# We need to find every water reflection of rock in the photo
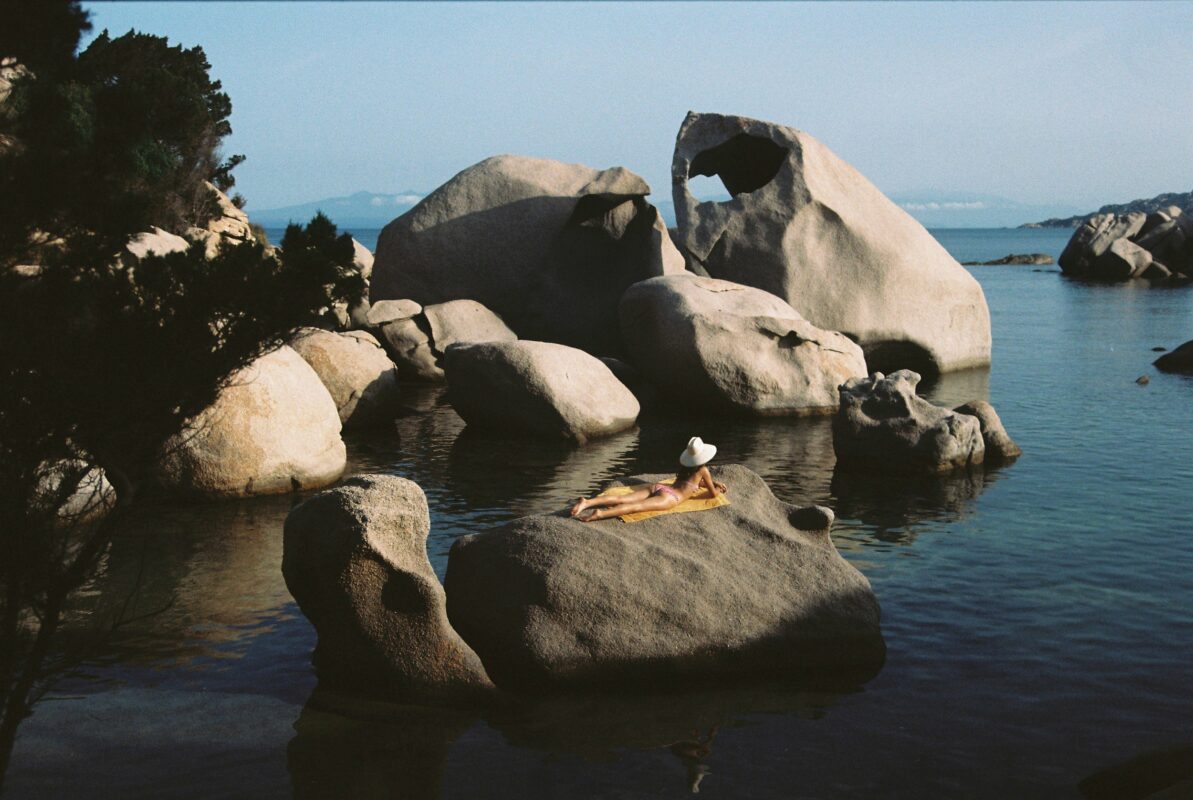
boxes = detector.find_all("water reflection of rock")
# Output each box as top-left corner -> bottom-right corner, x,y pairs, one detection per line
830,465 -> 1006,543
446,426 -> 641,518
60,493 -> 301,667
920,366 -> 991,409
288,689 -> 475,800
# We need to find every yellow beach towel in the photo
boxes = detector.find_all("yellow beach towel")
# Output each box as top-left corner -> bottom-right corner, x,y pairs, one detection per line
596,479 -> 730,523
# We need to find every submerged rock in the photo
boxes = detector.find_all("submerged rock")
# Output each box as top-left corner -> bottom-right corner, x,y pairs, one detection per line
834,370 -> 985,473
671,111 -> 991,375
445,340 -> 639,444
283,475 -> 495,703
155,346 -> 346,499
289,328 -> 401,429
620,275 -> 866,415
371,155 -> 684,354
1154,339 -> 1193,374
445,464 -> 884,690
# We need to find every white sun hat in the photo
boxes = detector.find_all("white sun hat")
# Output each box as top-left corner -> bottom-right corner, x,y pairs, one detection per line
679,436 -> 717,468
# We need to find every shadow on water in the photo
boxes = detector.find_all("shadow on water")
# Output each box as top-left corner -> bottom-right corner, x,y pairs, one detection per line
287,672 -> 876,800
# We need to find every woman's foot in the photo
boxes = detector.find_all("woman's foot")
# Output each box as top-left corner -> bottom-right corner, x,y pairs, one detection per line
570,497 -> 588,517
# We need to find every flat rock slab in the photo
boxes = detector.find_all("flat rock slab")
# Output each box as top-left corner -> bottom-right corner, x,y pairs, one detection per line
445,464 -> 884,690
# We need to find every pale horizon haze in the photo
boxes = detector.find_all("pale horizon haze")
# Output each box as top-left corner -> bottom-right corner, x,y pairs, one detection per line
83,1 -> 1193,217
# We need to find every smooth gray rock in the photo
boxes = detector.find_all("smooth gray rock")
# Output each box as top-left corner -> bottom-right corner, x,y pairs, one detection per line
282,475 -> 495,703
367,298 -> 422,327
620,275 -> 866,416
445,340 -> 639,444
671,111 -> 991,375
155,347 -> 346,499
289,328 -> 401,429
1154,339 -> 1193,374
378,299 -> 516,382
1092,237 -> 1153,281
445,463 -> 884,689
371,155 -> 684,355
954,400 -> 1021,462
1058,212 -> 1147,278
834,370 -> 985,473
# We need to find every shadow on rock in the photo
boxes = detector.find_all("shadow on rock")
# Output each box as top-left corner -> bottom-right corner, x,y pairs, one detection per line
288,688 -> 478,800
1078,743 -> 1193,800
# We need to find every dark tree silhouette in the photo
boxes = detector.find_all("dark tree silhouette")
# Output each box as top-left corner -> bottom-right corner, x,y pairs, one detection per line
0,1 -> 363,784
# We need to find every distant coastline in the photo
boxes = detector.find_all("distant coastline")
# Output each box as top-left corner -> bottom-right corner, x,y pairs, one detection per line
1021,189 -> 1193,229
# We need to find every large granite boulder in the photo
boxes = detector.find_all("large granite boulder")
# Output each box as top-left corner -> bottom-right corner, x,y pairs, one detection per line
377,299 -> 517,382
444,340 -> 639,444
154,346 -> 346,499
620,275 -> 866,415
371,155 -> 685,355
185,183 -> 257,258
445,464 -> 884,690
671,112 -> 991,375
1154,339 -> 1193,374
289,328 -> 401,428
834,370 -> 985,473
283,475 -> 495,703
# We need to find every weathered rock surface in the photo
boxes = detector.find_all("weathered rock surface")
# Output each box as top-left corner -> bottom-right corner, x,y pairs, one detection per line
1154,339 -> 1193,374
445,340 -> 639,444
371,155 -> 685,354
1058,209 -> 1193,281
671,111 -> 991,375
186,183 -> 256,258
289,328 -> 401,428
834,370 -> 985,473
954,400 -> 1021,462
367,298 -> 422,327
378,299 -> 517,382
620,275 -> 866,415
124,227 -> 190,262
283,475 -> 494,703
155,346 -> 346,498
445,464 -> 884,689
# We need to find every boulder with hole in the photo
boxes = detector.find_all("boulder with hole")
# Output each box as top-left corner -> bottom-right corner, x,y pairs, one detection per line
671,111 -> 991,375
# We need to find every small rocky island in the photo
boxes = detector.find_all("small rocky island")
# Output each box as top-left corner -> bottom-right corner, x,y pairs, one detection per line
961,253 -> 1053,266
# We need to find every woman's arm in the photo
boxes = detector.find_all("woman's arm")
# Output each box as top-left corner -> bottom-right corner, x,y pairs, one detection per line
700,466 -> 720,498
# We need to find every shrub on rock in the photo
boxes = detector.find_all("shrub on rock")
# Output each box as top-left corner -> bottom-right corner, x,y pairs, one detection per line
670,111 -> 991,375
282,475 -> 495,703
620,275 -> 866,415
445,464 -> 885,690
444,340 -> 639,444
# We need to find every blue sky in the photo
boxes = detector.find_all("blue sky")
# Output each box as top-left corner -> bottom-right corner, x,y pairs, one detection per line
84,2 -> 1193,212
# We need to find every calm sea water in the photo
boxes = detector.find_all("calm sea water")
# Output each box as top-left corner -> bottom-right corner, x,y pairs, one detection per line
7,228 -> 1193,799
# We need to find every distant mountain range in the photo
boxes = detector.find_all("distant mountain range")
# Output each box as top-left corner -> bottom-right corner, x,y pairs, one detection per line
247,191 -> 425,228
248,188 -> 1092,231
1020,190 -> 1193,229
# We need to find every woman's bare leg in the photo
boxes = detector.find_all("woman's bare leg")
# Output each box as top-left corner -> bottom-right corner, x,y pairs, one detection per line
572,488 -> 652,516
582,494 -> 677,521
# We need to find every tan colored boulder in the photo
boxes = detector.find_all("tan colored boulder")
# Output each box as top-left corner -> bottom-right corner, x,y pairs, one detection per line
372,155 -> 685,354
351,238 -> 374,281
445,464 -> 884,689
367,298 -> 422,327
1058,212 -> 1147,278
283,475 -> 495,703
1092,238 -> 1153,281
834,370 -> 985,473
155,346 -> 346,499
444,340 -> 639,444
289,328 -> 401,428
620,275 -> 866,415
378,299 -> 516,382
671,111 -> 991,375
124,227 -> 190,263
185,183 -> 255,258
